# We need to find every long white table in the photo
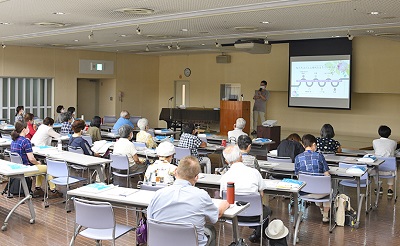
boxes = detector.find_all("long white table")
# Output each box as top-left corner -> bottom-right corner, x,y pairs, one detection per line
0,160 -> 38,231
32,147 -> 111,182
67,185 -> 249,243
196,173 -> 305,245
324,154 -> 384,209
259,160 -> 369,229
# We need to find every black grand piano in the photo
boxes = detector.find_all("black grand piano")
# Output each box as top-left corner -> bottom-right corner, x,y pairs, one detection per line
159,107 -> 220,130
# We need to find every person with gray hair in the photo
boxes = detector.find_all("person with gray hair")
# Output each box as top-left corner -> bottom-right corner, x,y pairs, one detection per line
220,145 -> 271,243
147,156 -> 229,246
112,124 -> 147,174
227,117 -> 248,144
112,110 -> 135,131
136,118 -> 157,149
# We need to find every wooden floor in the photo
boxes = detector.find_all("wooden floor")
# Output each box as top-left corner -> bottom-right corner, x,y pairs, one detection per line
0,174 -> 399,246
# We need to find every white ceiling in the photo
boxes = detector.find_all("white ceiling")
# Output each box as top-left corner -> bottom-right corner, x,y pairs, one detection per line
0,0 -> 399,55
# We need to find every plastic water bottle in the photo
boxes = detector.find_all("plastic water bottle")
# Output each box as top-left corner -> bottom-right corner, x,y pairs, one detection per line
57,139 -> 62,151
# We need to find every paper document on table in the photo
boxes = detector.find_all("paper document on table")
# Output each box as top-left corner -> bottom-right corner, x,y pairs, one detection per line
92,140 -> 114,154
79,183 -> 116,194
264,179 -> 281,189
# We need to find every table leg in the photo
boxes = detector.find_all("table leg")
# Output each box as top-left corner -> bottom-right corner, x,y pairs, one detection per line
2,175 -> 35,231
93,165 -> 105,183
354,177 -> 363,229
293,193 -> 301,245
374,166 -> 380,209
231,216 -> 239,243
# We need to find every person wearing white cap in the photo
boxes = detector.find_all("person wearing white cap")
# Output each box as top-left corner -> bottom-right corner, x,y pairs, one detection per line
144,141 -> 177,184
265,219 -> 289,246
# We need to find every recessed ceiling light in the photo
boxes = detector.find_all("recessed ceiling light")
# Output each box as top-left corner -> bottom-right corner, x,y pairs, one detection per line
201,43 -> 205,46
114,8 -> 155,14
52,12 -> 66,15
369,11 -> 380,15
332,35 -> 341,38
260,21 -> 270,24
74,39 -> 79,42
34,22 -> 67,27
366,30 -> 375,33
234,26 -> 258,31
119,34 -> 131,37
146,34 -> 172,39
181,29 -> 188,32
0,22 -> 11,25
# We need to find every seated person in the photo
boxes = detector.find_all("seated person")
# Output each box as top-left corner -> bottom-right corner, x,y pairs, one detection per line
237,135 -> 260,171
24,113 -> 37,140
112,110 -> 135,131
295,134 -> 330,222
227,117 -> 248,144
144,141 -> 177,184
14,106 -> 24,123
147,156 -> 229,246
55,105 -> 65,123
277,133 -> 305,161
31,117 -> 61,146
67,106 -> 76,122
10,121 -> 61,198
86,116 -> 102,142
68,120 -> 99,156
113,124 -> 147,174
220,145 -> 271,243
60,112 -> 73,135
178,123 -> 211,174
372,125 -> 397,196
316,123 -> 342,153
136,118 -> 157,149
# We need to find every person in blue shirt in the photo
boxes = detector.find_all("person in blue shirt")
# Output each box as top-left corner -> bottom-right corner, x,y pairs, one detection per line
112,110 -> 135,131
295,134 -> 330,222
69,120 -> 99,157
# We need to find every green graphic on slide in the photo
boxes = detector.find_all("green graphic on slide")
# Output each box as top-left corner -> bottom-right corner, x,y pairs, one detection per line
325,61 -> 350,77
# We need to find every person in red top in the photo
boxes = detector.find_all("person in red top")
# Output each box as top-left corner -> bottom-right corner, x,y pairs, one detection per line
24,113 -> 37,140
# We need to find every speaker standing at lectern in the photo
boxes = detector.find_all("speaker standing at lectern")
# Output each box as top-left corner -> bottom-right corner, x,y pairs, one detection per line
252,80 -> 270,135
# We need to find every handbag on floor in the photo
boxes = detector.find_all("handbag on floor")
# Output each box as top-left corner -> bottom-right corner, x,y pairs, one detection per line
136,214 -> 147,246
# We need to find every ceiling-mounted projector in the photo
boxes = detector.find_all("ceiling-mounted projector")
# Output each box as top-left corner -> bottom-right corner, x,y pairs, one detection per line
233,38 -> 271,54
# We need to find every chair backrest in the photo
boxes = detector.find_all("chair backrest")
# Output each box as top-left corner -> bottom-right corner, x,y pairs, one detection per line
338,163 -> 368,181
175,147 -> 191,161
298,173 -> 331,194
378,157 -> 396,172
222,191 -> 263,218
147,218 -> 198,246
133,141 -> 147,150
46,158 -> 69,177
74,198 -> 115,229
130,116 -> 141,126
267,156 -> 293,163
68,146 -> 84,154
103,116 -> 117,124
10,152 -> 23,164
82,135 -> 93,146
109,153 -> 130,171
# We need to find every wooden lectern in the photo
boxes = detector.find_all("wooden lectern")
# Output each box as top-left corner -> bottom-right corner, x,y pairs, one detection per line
219,101 -> 250,136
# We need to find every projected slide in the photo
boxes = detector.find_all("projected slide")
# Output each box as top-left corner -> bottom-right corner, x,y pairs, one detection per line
291,59 -> 349,98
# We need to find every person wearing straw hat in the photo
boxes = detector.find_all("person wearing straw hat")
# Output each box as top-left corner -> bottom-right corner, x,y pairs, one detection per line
144,141 -> 177,184
265,219 -> 289,246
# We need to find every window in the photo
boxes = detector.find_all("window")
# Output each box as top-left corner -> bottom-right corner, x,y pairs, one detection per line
0,77 -> 53,123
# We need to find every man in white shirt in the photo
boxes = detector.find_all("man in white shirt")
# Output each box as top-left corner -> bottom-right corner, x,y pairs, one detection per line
227,118 -> 248,144
113,125 -> 147,174
219,145 -> 271,243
